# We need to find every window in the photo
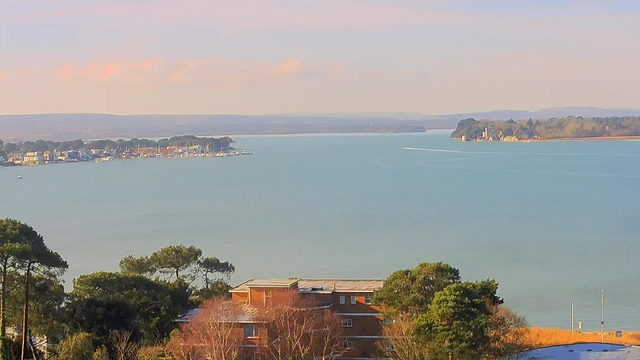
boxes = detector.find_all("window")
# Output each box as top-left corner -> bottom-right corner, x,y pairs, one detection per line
341,341 -> 353,349
339,296 -> 345,304
244,348 -> 256,360
350,296 -> 357,305
341,318 -> 353,328
364,296 -> 372,305
244,325 -> 258,338
264,290 -> 272,306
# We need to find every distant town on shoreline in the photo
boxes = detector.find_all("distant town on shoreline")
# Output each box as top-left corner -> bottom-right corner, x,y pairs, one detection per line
0,135 -> 251,167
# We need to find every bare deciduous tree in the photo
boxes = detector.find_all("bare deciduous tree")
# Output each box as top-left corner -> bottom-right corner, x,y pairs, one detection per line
483,306 -> 529,360
377,313 -> 429,360
110,330 -> 139,360
259,293 -> 346,360
167,298 -> 244,360
166,332 -> 199,360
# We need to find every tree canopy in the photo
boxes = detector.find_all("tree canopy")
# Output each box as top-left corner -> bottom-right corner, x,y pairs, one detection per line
373,262 -> 460,315
72,271 -> 193,342
198,257 -> 235,286
148,245 -> 202,280
375,262 -> 523,360
2,135 -> 235,154
415,282 -> 494,360
119,256 -> 156,277
0,218 -> 67,360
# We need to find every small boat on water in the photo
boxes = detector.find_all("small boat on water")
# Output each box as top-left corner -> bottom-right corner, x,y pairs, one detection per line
17,175 -> 23,179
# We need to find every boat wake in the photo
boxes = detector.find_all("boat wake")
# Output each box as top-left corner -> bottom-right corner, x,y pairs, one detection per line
373,158 -> 394,170
404,147 -> 640,157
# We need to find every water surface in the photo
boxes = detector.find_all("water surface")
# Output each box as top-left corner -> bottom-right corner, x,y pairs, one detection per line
1,132 -> 639,331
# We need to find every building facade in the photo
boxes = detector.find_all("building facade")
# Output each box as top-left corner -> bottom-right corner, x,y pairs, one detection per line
179,278 -> 385,360
22,151 -> 44,165
229,278 -> 384,360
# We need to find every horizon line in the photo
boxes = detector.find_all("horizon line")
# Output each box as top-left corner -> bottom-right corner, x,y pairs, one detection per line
2,106 -> 640,117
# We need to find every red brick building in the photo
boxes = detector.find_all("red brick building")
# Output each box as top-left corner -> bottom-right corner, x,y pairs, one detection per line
180,278 -> 385,360
230,278 -> 384,360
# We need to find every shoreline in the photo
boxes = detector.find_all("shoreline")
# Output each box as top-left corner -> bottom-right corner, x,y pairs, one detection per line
1,150 -> 252,168
528,135 -> 640,142
454,135 -> 640,142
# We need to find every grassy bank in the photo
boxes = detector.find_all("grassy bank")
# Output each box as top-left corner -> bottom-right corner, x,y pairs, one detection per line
525,327 -> 640,347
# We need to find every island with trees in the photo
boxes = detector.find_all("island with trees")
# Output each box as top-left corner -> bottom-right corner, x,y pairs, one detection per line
450,116 -> 640,141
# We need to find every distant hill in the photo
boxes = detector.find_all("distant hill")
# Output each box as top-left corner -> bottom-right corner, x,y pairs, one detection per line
1,107 -> 638,141
428,107 -> 640,121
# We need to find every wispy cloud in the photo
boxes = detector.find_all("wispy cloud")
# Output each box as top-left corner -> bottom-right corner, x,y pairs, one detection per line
83,63 -> 99,76
2,1 -> 639,114
273,58 -> 303,74
56,63 -> 74,78
330,63 -> 346,74
98,62 -> 124,81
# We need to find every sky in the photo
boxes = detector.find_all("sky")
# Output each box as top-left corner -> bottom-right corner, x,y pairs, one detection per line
1,0 -> 639,115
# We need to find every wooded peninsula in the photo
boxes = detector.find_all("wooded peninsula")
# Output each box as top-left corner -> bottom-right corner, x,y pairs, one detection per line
451,116 -> 640,141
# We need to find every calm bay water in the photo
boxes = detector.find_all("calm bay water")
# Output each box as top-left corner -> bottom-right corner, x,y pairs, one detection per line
1,131 -> 639,330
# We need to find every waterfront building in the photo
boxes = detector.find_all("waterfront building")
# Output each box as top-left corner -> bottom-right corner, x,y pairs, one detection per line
65,150 -> 81,160
23,151 -> 43,165
43,151 -> 55,162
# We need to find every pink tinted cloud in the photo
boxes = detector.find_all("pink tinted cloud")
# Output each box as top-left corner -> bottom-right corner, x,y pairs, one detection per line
131,58 -> 162,71
83,62 -> 99,76
57,63 -> 75,78
330,63 -> 346,74
169,59 -> 210,84
99,62 -> 124,80
273,58 -> 303,74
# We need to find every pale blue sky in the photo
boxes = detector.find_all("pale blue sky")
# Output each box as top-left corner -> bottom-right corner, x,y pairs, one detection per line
1,0 -> 639,114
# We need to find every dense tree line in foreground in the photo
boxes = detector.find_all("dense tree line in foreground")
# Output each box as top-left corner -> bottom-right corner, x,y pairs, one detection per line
1,219 -> 528,360
166,262 -> 529,360
373,262 -> 528,360
451,116 -> 640,140
0,219 -> 234,360
0,135 -> 235,156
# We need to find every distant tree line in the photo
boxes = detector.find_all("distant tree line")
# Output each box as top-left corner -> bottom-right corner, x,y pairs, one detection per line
451,116 -> 640,140
0,135 -> 235,155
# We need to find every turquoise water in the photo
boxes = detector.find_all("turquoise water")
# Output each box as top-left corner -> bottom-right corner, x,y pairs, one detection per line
1,131 -> 639,331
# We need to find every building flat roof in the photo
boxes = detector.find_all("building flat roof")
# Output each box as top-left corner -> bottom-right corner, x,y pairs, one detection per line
299,279 -> 384,292
231,278 -> 384,292
176,303 -> 260,323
